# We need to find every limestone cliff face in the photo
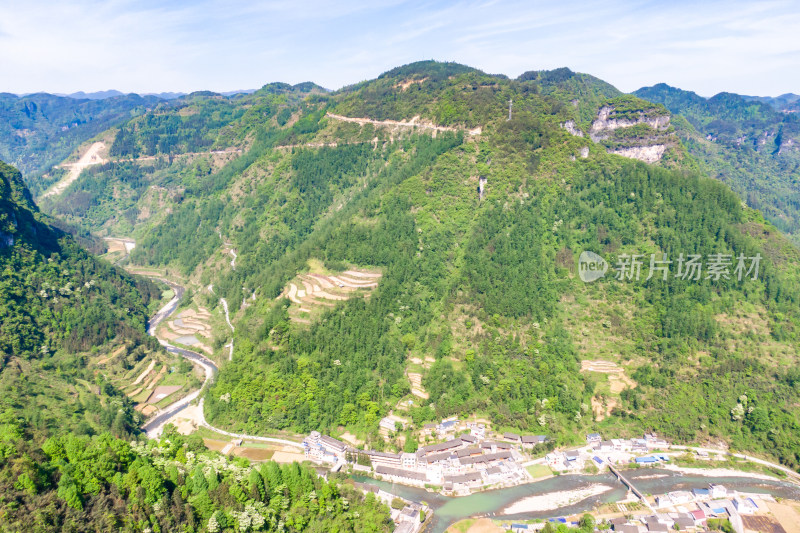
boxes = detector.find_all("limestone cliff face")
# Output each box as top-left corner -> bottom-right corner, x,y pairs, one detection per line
589,106 -> 671,142
561,120 -> 584,137
562,97 -> 677,164
609,145 -> 667,164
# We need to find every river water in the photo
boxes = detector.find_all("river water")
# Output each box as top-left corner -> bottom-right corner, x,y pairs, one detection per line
353,469 -> 800,533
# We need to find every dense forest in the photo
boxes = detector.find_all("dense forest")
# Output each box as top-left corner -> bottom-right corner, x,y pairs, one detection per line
0,92 -> 163,193
635,83 -> 800,244
7,60 -> 800,483
51,61 -> 791,470
0,160 -> 392,531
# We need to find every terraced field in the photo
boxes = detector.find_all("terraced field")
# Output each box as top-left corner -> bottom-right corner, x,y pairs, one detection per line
156,307 -> 214,355
280,265 -> 382,323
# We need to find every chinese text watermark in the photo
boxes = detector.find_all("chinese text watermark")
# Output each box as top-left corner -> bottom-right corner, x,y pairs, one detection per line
579,251 -> 761,283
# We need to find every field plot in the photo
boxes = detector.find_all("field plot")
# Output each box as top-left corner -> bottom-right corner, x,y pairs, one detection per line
157,307 -> 214,354
279,263 -> 382,323
580,359 -> 637,421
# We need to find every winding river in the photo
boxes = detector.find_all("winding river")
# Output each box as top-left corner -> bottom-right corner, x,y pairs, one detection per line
140,279 -> 218,437
355,470 -> 800,533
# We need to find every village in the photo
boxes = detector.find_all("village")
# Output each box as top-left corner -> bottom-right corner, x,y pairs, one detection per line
505,483 -> 775,533
301,421 -> 800,533
302,418 -> 547,494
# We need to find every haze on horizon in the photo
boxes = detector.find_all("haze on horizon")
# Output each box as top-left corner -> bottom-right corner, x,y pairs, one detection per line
1,0 -> 798,98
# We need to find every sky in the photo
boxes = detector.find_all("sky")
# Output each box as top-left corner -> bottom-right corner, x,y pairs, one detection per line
1,0 -> 799,97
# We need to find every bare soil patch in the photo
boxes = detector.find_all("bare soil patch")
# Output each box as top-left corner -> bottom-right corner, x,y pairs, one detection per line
767,501 -> 800,533
42,141 -> 107,198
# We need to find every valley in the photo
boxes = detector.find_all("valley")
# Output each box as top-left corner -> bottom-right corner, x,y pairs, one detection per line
2,58 -> 800,532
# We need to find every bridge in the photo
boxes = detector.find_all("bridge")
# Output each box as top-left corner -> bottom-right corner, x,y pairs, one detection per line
608,463 -> 654,511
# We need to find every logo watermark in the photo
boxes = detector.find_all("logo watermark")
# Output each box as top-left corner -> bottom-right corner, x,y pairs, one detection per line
577,251 -> 761,283
578,251 -> 608,282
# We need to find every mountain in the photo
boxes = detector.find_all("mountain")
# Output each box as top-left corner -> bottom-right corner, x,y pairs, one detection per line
634,83 -> 800,244
0,159 -> 392,531
31,61 -> 800,470
0,92 -> 164,192
63,90 -> 126,100
741,92 -> 800,113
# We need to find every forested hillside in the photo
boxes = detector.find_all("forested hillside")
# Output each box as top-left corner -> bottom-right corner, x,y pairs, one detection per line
38,84 -> 328,237
43,61 -> 794,470
0,160 -> 391,531
0,92 -> 162,191
635,83 -> 800,244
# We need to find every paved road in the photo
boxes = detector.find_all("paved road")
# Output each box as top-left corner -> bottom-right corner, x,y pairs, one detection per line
140,278 -> 303,450
667,444 -> 800,482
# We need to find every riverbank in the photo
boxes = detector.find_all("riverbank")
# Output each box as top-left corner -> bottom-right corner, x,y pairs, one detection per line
659,463 -> 784,483
500,483 -> 613,514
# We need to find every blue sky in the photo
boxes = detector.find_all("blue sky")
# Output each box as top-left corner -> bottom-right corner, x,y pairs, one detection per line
1,0 -> 798,96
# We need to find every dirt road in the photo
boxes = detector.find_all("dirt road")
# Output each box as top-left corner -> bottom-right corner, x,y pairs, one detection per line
41,141 -> 106,198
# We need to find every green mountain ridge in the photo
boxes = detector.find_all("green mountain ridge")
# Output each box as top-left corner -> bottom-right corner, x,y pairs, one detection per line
4,61 -> 800,532
634,83 -> 800,244
24,61 -> 800,470
0,160 -> 392,532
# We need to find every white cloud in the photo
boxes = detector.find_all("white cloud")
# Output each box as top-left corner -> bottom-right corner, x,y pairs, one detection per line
0,0 -> 797,96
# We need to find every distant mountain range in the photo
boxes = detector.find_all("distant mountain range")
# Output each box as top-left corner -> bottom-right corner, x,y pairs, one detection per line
14,89 -> 259,100
634,83 -> 800,243
741,92 -> 800,112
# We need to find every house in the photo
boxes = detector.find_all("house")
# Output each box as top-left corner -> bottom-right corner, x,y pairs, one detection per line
673,515 -> 695,530
644,516 -> 672,532
438,418 -> 460,436
401,452 -> 417,468
503,432 -> 521,442
733,497 -> 758,514
708,484 -> 727,499
444,471 -> 482,489
418,438 -> 462,456
375,465 -> 427,486
318,434 -> 347,456
426,451 -> 455,465
303,431 -> 346,463
459,450 -> 512,467
692,488 -> 710,499
667,491 -> 694,505
615,526 -> 639,533
456,447 -> 481,458
565,450 -> 580,462
520,435 -> 547,449
704,500 -> 734,516
599,440 -> 615,452
422,423 -> 437,436
611,438 -> 631,451
380,417 -> 402,432
635,456 -> 659,464
586,433 -> 602,444
460,433 -> 477,444
690,509 -> 706,523
632,439 -> 648,452
366,451 -> 402,467
468,423 -> 486,439
655,495 -> 672,508
546,452 -> 565,468
480,441 -> 511,452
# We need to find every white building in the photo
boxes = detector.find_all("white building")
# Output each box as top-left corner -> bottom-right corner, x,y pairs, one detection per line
709,484 -> 727,499
401,452 -> 417,468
